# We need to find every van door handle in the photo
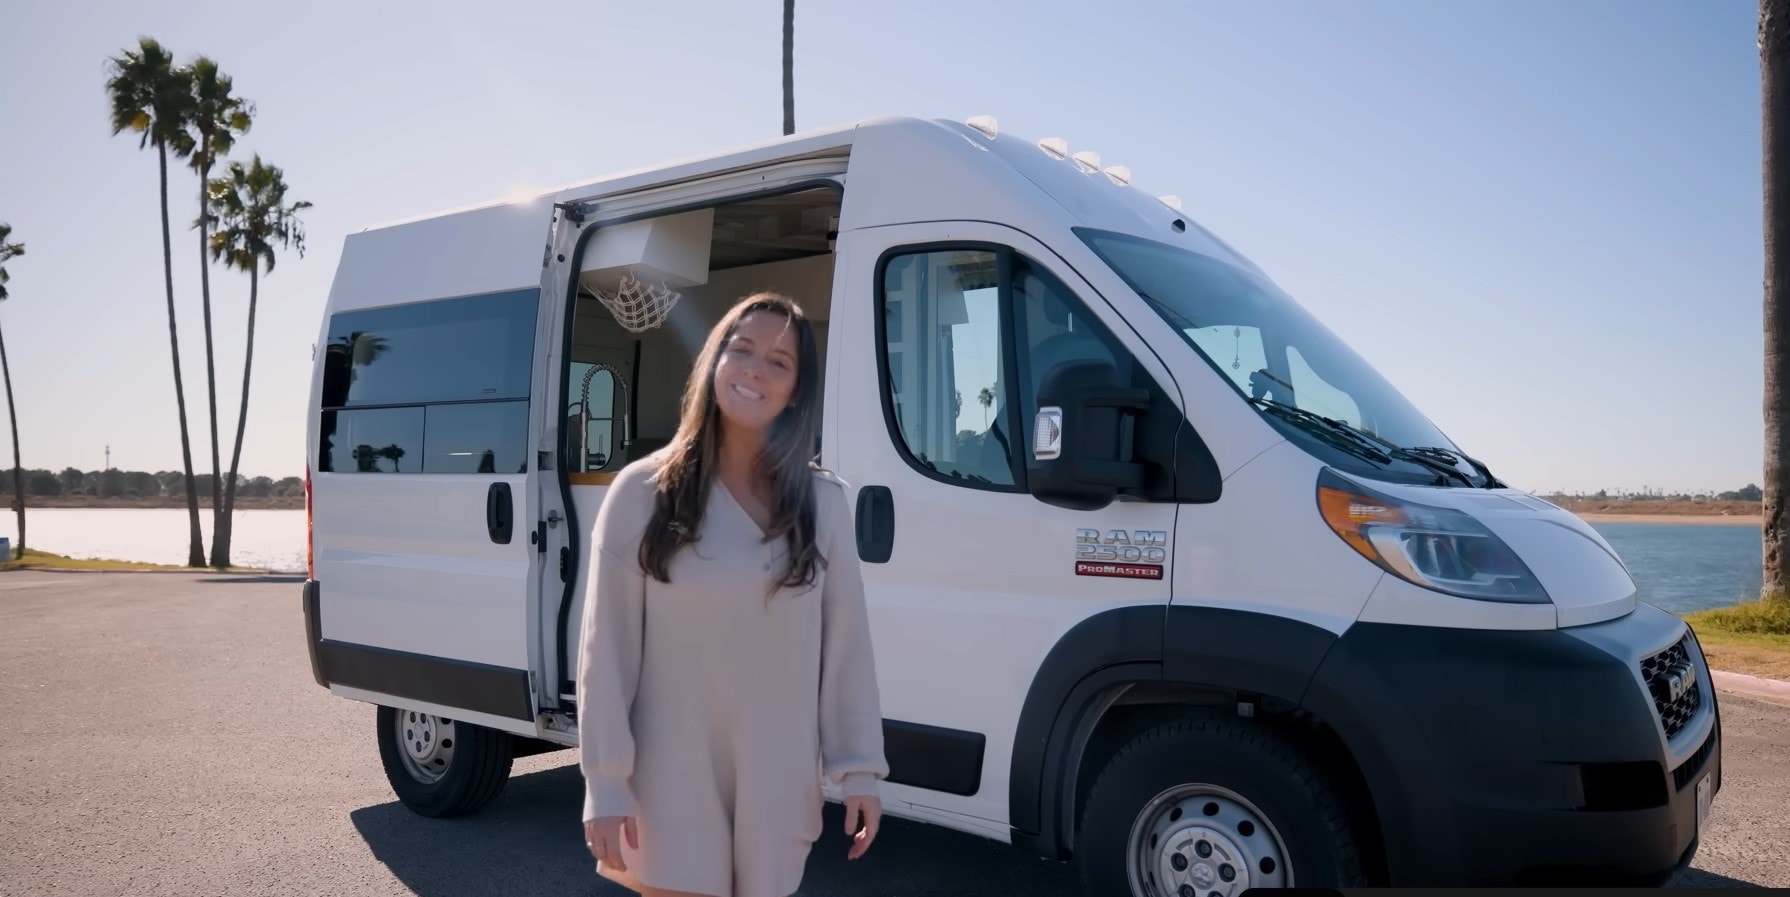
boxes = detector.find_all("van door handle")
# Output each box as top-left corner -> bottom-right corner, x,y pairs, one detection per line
487,483 -> 513,544
855,485 -> 894,564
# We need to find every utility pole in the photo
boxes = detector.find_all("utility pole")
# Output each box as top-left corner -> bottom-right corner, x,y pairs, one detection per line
105,445 -> 111,472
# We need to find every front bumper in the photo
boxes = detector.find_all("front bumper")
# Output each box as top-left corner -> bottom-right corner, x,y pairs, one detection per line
1303,602 -> 1722,886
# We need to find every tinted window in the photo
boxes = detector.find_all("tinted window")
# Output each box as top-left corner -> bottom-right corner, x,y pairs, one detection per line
319,407 -> 425,473
322,288 -> 539,408
422,401 -> 530,473
879,249 -> 1017,488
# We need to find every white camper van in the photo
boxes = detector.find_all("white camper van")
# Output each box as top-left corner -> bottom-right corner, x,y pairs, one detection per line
302,115 -> 1721,892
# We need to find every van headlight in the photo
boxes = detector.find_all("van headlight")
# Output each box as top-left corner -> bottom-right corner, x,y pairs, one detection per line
1316,468 -> 1550,604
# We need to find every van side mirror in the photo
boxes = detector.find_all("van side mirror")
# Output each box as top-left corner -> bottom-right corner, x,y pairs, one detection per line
1027,358 -> 1150,510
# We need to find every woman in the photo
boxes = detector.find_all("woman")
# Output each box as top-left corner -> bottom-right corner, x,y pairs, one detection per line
576,292 -> 889,897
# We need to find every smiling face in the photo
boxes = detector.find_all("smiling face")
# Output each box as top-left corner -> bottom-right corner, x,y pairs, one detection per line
712,309 -> 800,434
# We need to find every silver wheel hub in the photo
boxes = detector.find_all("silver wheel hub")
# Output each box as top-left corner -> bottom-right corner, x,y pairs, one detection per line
1129,784 -> 1290,897
395,710 -> 456,784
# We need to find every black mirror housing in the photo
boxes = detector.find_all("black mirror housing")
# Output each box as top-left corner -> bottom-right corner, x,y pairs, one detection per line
1026,358 -> 1150,510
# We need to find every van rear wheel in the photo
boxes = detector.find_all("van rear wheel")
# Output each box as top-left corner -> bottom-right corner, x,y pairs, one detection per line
376,705 -> 515,817
1076,715 -> 1368,895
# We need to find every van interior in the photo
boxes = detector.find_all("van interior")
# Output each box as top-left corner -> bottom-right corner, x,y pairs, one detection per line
564,187 -> 841,478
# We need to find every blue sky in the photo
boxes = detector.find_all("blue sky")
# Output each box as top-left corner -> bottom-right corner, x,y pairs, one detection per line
0,0 -> 1763,495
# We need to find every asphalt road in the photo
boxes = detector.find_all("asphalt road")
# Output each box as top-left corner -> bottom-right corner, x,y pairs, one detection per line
0,570 -> 1785,895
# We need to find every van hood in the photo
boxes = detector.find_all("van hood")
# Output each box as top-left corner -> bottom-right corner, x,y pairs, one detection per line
1359,481 -> 1638,628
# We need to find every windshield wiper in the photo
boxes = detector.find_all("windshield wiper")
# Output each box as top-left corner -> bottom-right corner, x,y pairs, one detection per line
1404,445 -> 1505,490
1250,397 -> 1475,487
1248,397 -> 1393,466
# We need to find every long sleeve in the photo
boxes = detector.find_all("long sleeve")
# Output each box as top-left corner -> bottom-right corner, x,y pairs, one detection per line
576,510 -> 647,822
817,485 -> 889,798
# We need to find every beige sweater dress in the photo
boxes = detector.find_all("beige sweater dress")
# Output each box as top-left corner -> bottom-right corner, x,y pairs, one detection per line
575,453 -> 889,897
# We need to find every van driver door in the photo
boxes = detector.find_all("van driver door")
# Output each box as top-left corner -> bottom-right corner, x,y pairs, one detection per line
828,222 -> 1182,835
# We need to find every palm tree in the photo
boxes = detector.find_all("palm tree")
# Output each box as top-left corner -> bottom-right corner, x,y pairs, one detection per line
106,37 -> 206,567
0,223 -> 23,560
1766,0 -> 1790,602
205,155 -> 309,569
187,57 -> 254,567
978,386 -> 995,428
782,0 -> 795,135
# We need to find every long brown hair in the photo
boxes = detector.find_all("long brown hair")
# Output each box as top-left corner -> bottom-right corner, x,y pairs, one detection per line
639,292 -> 826,592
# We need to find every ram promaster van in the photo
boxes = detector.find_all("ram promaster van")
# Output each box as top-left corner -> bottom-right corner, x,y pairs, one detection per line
301,115 -> 1721,891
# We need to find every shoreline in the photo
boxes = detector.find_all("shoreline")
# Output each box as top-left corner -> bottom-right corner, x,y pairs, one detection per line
1578,513 -> 1762,526
6,498 -> 302,511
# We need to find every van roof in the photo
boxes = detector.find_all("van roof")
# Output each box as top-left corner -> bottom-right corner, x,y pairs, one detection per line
325,115 -> 1265,314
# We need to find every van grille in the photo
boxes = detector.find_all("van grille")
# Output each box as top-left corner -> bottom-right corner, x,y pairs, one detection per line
1640,637 -> 1701,741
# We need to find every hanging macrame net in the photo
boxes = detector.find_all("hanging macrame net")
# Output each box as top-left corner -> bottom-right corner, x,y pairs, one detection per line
595,272 -> 682,333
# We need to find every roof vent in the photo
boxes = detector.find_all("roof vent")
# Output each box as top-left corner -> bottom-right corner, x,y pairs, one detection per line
1104,165 -> 1132,186
966,115 -> 999,138
1159,194 -> 1183,211
1071,151 -> 1101,173
1038,137 -> 1069,160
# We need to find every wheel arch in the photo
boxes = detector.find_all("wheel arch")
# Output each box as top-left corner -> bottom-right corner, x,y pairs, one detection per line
1009,604 -> 1385,872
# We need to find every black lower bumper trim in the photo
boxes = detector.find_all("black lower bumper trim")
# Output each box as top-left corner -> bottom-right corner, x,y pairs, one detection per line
1302,603 -> 1720,886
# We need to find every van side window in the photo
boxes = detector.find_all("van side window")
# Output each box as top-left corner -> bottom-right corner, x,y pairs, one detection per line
317,288 -> 538,474
1012,258 -> 1136,435
878,249 -> 1019,489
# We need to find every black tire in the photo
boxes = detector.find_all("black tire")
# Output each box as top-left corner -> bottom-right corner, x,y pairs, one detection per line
1076,715 -> 1368,896
376,705 -> 515,817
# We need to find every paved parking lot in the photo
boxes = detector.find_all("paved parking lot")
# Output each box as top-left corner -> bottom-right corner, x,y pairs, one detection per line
0,570 -> 1784,894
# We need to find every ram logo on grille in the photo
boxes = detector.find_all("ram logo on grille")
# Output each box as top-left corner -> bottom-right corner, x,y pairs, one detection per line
1640,638 -> 1702,741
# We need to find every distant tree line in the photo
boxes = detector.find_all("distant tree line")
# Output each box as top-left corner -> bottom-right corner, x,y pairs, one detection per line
1544,484 -> 1764,502
0,467 -> 300,501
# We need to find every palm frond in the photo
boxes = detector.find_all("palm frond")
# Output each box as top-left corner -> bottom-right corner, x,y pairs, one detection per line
204,155 -> 310,276
104,37 -> 197,154
186,55 -> 254,174
0,223 -> 20,301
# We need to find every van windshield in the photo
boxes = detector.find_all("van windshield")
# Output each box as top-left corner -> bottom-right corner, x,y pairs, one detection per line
1077,228 -> 1494,488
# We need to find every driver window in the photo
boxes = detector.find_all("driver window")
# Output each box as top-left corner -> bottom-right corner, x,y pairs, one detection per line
1014,257 -> 1132,427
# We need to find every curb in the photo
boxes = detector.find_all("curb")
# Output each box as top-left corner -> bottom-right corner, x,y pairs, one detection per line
1711,669 -> 1790,706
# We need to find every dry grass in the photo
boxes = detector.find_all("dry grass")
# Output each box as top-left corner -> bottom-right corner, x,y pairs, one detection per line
0,548 -> 268,574
1684,598 -> 1790,680
0,548 -> 188,572
1551,497 -> 1760,518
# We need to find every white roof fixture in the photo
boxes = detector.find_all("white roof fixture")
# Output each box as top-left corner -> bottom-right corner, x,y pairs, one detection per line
1159,194 -> 1183,211
1103,165 -> 1132,186
1038,137 -> 1069,160
966,115 -> 999,138
1071,150 -> 1101,173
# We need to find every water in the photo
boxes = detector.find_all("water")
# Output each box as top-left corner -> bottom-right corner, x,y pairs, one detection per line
0,508 -> 307,573
1588,522 -> 1762,613
0,511 -> 1766,612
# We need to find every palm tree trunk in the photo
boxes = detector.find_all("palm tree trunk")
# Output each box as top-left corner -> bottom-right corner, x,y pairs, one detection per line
158,143 -> 206,567
1766,0 -> 1790,602
217,265 -> 257,570
199,162 -> 224,567
782,0 -> 795,136
0,315 -> 22,560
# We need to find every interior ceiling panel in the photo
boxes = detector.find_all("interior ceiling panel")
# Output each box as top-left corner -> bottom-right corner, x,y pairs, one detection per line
708,189 -> 839,270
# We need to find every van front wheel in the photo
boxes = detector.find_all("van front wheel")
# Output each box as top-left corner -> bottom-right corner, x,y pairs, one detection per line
1076,716 -> 1368,895
376,705 -> 515,817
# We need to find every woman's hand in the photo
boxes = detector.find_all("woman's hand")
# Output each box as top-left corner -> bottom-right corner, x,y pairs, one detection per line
584,815 -> 639,871
843,795 -> 881,860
